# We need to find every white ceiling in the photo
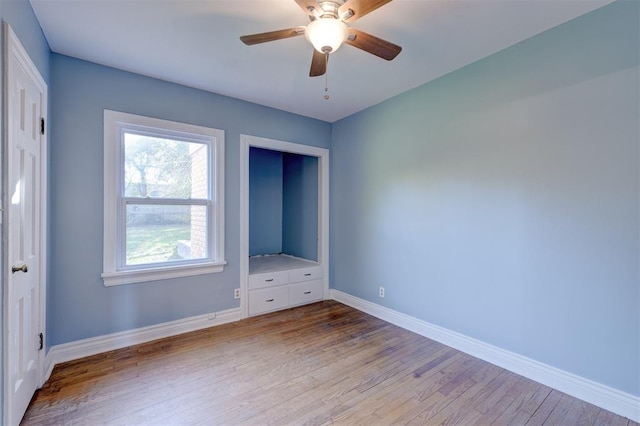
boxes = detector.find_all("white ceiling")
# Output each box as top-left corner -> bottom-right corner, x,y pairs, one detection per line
29,0 -> 612,123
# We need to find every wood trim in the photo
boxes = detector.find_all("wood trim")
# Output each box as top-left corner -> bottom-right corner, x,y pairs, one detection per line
330,289 -> 640,422
239,136 -> 250,318
101,261 -> 227,286
44,307 -> 241,383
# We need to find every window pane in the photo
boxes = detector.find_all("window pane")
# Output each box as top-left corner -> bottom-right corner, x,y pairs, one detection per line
125,204 -> 208,266
124,133 -> 209,199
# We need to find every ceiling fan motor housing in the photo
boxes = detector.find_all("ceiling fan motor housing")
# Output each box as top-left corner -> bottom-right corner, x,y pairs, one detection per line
317,1 -> 341,18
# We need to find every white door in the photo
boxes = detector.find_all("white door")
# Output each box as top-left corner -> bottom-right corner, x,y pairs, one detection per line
4,24 -> 47,426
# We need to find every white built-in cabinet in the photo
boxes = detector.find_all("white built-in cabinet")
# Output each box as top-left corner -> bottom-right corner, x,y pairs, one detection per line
248,254 -> 324,315
240,135 -> 329,318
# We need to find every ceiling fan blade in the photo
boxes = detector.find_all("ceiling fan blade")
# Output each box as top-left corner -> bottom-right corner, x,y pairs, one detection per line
339,0 -> 392,23
309,49 -> 327,77
240,27 -> 305,45
294,0 -> 323,18
345,28 -> 402,60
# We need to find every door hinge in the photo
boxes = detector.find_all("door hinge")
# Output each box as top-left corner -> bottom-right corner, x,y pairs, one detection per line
38,332 -> 43,351
40,118 -> 45,135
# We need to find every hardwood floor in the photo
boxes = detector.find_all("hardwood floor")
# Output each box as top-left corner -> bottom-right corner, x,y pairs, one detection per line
23,301 -> 635,425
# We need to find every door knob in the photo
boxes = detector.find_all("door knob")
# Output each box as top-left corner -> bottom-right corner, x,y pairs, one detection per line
11,264 -> 28,274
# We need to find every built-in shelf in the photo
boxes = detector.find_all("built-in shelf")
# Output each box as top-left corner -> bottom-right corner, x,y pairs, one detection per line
249,253 -> 320,274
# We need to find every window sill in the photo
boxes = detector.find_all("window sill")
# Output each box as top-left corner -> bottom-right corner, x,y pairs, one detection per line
102,261 -> 227,286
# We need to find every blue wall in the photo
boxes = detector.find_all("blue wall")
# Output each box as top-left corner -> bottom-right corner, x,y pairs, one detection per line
283,153 -> 318,260
330,0 -> 639,396
49,54 -> 331,345
249,147 -> 283,256
249,149 -> 319,260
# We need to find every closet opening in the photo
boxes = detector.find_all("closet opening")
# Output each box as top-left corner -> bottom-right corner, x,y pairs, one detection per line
250,147 -> 318,260
240,135 -> 329,318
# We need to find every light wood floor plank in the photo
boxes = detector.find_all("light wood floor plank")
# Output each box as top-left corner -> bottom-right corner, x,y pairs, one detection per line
594,408 -> 631,426
527,389 -> 564,425
23,301 -> 632,425
415,363 -> 505,425
544,392 -> 579,425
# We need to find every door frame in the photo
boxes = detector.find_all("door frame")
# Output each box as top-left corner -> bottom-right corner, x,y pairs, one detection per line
2,23 -> 48,423
239,135 -> 329,318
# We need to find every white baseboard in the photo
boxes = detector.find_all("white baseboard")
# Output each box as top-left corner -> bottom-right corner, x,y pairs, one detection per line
44,307 -> 242,382
330,289 -> 640,422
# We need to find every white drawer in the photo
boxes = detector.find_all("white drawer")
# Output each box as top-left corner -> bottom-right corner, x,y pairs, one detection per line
248,286 -> 289,315
248,270 -> 289,290
289,280 -> 324,306
288,266 -> 323,283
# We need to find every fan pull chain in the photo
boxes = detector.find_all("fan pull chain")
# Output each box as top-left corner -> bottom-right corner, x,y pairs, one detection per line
324,53 -> 330,100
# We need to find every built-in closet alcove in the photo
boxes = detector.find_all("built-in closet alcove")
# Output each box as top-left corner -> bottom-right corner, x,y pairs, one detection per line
240,135 -> 329,318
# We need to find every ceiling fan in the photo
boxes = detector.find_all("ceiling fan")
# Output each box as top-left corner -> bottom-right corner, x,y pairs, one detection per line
240,0 -> 402,78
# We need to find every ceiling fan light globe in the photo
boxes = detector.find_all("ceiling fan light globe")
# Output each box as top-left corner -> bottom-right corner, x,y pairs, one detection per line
305,18 -> 348,54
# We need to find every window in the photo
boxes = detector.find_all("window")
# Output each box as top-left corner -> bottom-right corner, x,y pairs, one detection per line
102,110 -> 225,286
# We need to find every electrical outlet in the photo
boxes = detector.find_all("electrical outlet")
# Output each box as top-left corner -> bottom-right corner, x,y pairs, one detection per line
234,288 -> 240,299
379,287 -> 385,298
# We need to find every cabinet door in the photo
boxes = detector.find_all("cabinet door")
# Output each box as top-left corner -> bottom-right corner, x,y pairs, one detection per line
248,286 -> 289,315
289,280 -> 324,306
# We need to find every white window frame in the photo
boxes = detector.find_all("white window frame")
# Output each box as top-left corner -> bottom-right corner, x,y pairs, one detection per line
102,110 -> 225,286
